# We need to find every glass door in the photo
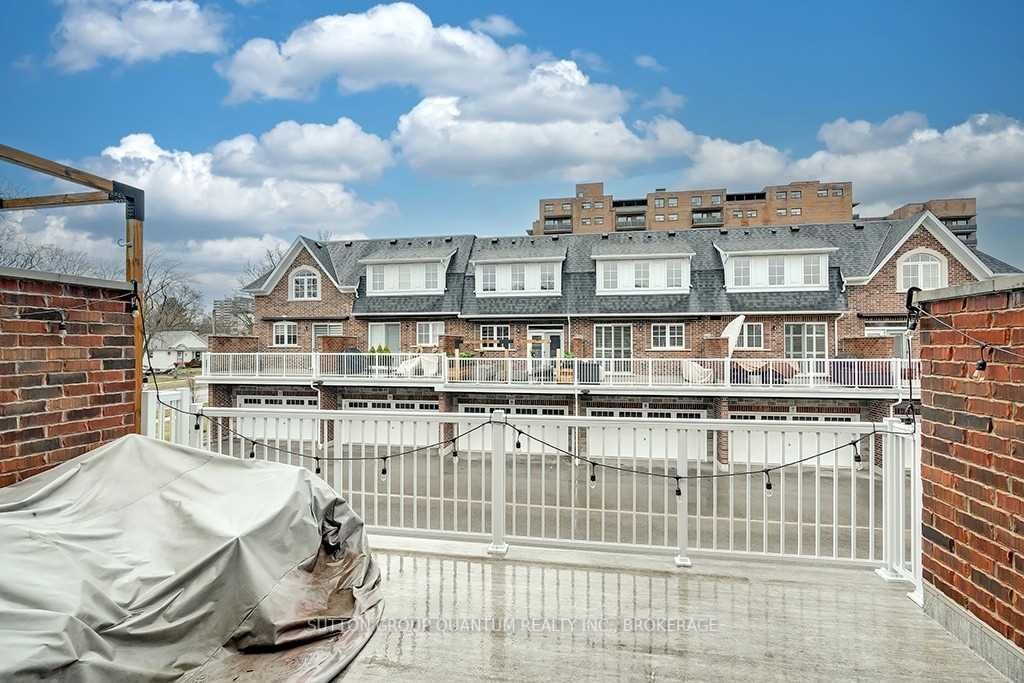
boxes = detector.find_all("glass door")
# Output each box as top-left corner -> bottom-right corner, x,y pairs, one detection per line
784,323 -> 827,375
595,324 -> 633,374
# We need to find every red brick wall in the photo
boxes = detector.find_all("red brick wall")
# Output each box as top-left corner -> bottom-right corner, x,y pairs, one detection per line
918,282 -> 1024,647
838,336 -> 894,358
0,271 -> 136,486
208,335 -> 259,353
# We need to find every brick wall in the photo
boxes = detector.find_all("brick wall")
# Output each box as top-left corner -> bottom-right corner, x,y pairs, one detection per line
0,269 -> 136,487
917,277 -> 1024,648
208,335 -> 259,353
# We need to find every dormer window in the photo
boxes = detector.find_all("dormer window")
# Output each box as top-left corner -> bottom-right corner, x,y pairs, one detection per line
481,264 -> 497,292
724,251 -> 829,291
290,268 -> 320,300
474,259 -> 563,296
899,249 -> 947,291
596,256 -> 691,295
365,260 -> 446,296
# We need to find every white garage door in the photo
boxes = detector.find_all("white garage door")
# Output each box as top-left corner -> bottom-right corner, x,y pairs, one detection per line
586,408 -> 708,463
728,413 -> 859,467
341,399 -> 441,448
236,395 -> 319,440
459,405 -> 570,455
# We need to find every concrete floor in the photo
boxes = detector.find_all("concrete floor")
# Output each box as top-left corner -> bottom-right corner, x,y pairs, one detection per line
345,538 -> 1004,682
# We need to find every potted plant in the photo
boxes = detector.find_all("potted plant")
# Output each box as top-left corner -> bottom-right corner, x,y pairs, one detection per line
558,351 -> 576,384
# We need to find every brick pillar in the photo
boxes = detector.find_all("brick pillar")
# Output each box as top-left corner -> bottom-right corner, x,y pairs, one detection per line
439,392 -> 457,456
570,336 -> 587,357
208,335 -> 259,353
320,386 -> 338,441
320,335 -> 359,353
208,384 -> 234,408
862,398 -> 889,467
712,396 -> 730,465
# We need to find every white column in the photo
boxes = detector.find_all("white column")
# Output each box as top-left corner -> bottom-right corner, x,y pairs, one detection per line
487,410 -> 510,556
675,428 -> 692,568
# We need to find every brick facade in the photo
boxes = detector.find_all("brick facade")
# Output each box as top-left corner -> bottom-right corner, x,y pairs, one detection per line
0,269 -> 136,487
918,278 -> 1024,648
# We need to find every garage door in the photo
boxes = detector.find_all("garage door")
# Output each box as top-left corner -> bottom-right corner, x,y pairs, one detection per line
586,409 -> 708,462
236,395 -> 319,440
459,405 -> 570,455
728,413 -> 858,467
340,399 -> 441,448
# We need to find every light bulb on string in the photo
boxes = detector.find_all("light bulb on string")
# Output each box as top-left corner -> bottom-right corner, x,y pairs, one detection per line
764,471 -> 773,498
674,477 -> 682,497
588,463 -> 598,490
194,412 -> 202,431
379,459 -> 389,483
314,457 -> 321,475
852,441 -> 864,471
971,344 -> 989,382
248,441 -> 255,459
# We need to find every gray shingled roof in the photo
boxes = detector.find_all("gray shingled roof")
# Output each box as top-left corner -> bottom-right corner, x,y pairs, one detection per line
469,236 -> 567,262
712,235 -> 835,253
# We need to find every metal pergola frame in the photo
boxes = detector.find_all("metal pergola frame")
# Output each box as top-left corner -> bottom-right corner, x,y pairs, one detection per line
0,144 -> 145,433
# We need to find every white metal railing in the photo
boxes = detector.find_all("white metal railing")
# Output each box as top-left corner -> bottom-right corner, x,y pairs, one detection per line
202,352 -> 445,381
202,352 -> 921,394
146,405 -> 921,585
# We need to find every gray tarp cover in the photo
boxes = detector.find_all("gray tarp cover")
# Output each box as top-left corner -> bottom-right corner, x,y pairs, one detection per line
0,434 -> 383,681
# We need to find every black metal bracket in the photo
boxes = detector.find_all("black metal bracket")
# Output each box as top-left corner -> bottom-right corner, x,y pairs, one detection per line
905,286 -> 922,330
110,181 -> 145,221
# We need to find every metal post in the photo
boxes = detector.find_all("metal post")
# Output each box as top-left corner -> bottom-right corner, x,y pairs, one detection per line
675,428 -> 692,567
487,410 -> 510,556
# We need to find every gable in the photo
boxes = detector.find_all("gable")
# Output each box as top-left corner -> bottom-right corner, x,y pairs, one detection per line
242,238 -> 350,296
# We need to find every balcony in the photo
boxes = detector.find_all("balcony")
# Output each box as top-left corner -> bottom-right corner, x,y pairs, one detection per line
692,210 -> 724,226
542,217 -> 573,233
201,353 -> 921,398
615,215 -> 647,230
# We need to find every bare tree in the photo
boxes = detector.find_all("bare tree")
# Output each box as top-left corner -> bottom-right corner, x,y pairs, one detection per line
141,248 -> 203,336
237,229 -> 337,288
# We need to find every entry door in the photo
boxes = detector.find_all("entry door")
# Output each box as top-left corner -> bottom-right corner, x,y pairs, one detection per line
785,323 -> 827,375
528,327 -> 563,359
595,324 -> 632,373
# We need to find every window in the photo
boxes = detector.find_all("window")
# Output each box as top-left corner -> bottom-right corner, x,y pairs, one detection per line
791,190 -> 802,199
371,267 -> 384,291
633,262 -> 650,288
176,350 -> 185,362
866,323 -> 908,358
540,263 -> 556,291
582,218 -> 591,225
544,203 -> 554,213
272,321 -> 298,346
832,187 -> 844,197
655,214 -> 665,222
733,257 -> 751,286
776,191 -> 787,200
480,324 -> 511,349
900,250 -> 945,290
561,202 -> 572,211
736,323 -> 763,349
603,263 -> 618,289
368,323 -> 401,350
594,201 -> 604,209
817,188 -> 827,197
594,216 -> 604,225
711,194 -> 722,205
746,209 -> 757,217
803,254 -> 822,285
595,325 -> 632,366
768,255 -> 785,285
290,268 -> 320,300
666,260 -> 684,288
398,265 -> 412,290
690,196 -> 702,207
481,264 -> 497,292
785,323 -> 827,359
668,213 -> 678,221
654,198 -> 665,208
424,264 -> 439,290
582,201 -> 592,209
790,207 -> 802,216
733,209 -> 744,218
651,323 -> 685,349
416,321 -> 445,346
312,322 -> 343,348
776,208 -> 787,216
667,196 -> 678,207
510,263 -> 526,291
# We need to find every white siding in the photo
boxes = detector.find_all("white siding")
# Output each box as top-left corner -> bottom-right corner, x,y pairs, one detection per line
725,253 -> 828,292
595,258 -> 691,295
474,261 -> 562,296
367,262 -> 444,296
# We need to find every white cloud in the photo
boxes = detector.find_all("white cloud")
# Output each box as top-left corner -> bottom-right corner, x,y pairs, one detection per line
634,54 -> 665,72
217,2 -> 539,101
643,86 -> 685,113
211,117 -> 394,182
817,111 -> 929,153
469,14 -> 521,37
570,49 -> 605,72
52,0 -> 226,72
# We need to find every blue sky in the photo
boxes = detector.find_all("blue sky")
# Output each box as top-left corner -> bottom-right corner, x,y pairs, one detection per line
2,0 -> 1023,299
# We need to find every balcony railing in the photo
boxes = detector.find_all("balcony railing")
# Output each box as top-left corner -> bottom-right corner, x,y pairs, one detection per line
202,353 -> 920,395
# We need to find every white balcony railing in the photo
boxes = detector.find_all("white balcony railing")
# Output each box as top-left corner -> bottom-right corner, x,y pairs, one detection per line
201,352 -> 920,394
144,402 -> 921,584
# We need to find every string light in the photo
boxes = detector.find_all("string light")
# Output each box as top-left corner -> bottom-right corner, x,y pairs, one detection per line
764,471 -> 773,498
248,441 -> 255,459
194,412 -> 202,431
314,457 -> 322,475
588,463 -> 598,489
674,477 -> 682,497
852,441 -> 864,471
971,344 -> 989,382
379,458 -> 389,482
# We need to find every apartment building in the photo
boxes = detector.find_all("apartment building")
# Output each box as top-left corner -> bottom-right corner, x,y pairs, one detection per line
532,180 -> 855,235
887,197 -> 978,246
202,211 -> 1016,459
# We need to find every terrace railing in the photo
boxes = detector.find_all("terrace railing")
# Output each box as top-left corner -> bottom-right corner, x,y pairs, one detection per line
146,403 -> 922,590
201,352 -> 920,395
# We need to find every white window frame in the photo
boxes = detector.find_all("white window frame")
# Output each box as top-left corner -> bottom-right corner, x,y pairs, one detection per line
654,198 -> 665,208
311,322 -> 343,348
603,263 -> 618,290
594,324 -> 633,370
371,267 -> 385,292
540,262 -> 556,291
776,191 -> 787,200
424,263 -> 439,290
790,207 -> 802,216
733,257 -> 751,287
272,321 -> 298,347
289,267 -> 320,301
654,214 -> 665,222
368,322 -> 401,350
746,209 -> 757,217
633,262 -> 650,289
480,324 -> 511,349
416,321 -> 445,347
544,203 -> 554,213
768,255 -> 786,286
735,322 -> 764,350
594,216 -> 604,225
398,265 -> 412,290
667,197 -> 678,207
481,264 -> 497,292
510,263 -> 526,291
666,260 -> 684,288
803,254 -> 822,285
668,213 -> 679,221
898,248 -> 948,291
776,208 -> 787,216
791,190 -> 802,199
651,323 -> 686,350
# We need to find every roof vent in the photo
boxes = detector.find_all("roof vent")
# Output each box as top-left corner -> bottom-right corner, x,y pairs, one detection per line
444,236 -> 452,243
600,234 -> 609,239
655,187 -> 666,192
854,223 -> 865,230
426,240 -> 432,245
743,230 -> 751,236
551,236 -> 559,241
668,231 -> 676,237
389,239 -> 397,245
344,241 -> 352,247
719,229 -> 728,235
491,238 -> 498,244
770,229 -> 777,235
790,225 -> 800,232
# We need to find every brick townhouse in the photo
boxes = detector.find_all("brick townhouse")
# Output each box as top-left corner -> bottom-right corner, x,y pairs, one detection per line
202,209 -> 1016,461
